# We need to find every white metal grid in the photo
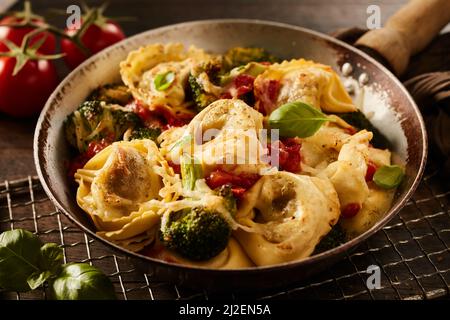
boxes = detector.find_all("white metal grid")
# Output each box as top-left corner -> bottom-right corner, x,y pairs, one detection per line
0,158 -> 449,300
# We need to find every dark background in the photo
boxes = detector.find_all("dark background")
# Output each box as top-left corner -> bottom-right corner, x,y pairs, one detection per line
0,0 -> 429,180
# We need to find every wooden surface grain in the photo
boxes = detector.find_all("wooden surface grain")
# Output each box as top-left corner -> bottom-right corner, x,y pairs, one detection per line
0,0 -> 424,181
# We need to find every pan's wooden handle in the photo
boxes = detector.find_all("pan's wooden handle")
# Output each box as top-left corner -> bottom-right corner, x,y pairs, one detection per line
355,0 -> 450,76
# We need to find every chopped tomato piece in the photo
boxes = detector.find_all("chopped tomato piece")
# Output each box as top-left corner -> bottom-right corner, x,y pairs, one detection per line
234,74 -> 255,88
129,100 -> 165,129
67,136 -> 113,179
341,203 -> 361,218
205,169 -> 260,198
156,105 -> 193,128
129,100 -> 192,130
168,161 -> 181,175
85,137 -> 113,159
223,74 -> 255,99
365,161 -> 378,182
268,138 -> 302,173
230,187 -> 247,198
220,92 -> 233,99
255,79 -> 280,115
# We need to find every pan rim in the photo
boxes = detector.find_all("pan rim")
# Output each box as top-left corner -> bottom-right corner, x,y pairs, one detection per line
34,18 -> 427,273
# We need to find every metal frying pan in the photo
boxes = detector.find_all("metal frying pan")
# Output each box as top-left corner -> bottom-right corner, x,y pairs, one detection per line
34,0 -> 448,291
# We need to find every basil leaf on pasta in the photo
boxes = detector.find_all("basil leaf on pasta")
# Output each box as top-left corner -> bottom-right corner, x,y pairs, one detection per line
268,101 -> 332,138
373,165 -> 405,189
154,71 -> 175,91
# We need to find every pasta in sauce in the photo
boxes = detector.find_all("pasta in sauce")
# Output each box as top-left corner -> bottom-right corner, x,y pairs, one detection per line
64,43 -> 402,268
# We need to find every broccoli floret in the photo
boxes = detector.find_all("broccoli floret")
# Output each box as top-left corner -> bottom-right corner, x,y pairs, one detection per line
339,111 -> 390,148
77,100 -> 104,130
223,47 -> 279,71
64,100 -> 140,153
88,84 -> 132,105
110,107 -> 141,137
188,59 -> 223,112
216,185 -> 237,215
160,207 -> 232,261
188,74 -> 219,111
128,126 -> 161,141
314,224 -> 347,254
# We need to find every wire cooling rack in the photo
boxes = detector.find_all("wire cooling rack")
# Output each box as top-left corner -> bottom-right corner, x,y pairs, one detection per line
1,155 -> 449,300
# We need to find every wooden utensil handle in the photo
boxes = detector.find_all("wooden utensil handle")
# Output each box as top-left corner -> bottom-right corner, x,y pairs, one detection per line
355,0 -> 450,76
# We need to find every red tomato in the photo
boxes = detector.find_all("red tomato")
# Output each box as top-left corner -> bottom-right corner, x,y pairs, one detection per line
85,137 -> 113,159
341,203 -> 361,218
167,161 -> 181,175
268,138 -> 302,173
254,79 -> 280,115
67,137 -> 113,178
365,161 -> 378,182
129,100 -> 192,130
205,169 -> 260,198
61,21 -> 125,69
129,100 -> 165,129
0,57 -> 58,117
0,17 -> 56,54
222,74 -> 255,99
233,74 -> 254,97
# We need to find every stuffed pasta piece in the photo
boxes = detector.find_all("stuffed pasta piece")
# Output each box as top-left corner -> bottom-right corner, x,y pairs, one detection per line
313,129 -> 396,238
120,43 -> 214,119
234,171 -> 340,266
162,98 -> 270,176
75,139 -> 169,251
254,59 -> 357,115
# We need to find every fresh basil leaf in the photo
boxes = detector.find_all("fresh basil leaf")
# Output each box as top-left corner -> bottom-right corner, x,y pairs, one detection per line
39,243 -> 64,274
51,263 -> 116,300
220,62 -> 268,86
154,71 -> 175,91
268,101 -> 332,138
181,154 -> 203,191
27,270 -> 53,290
0,229 -> 41,292
373,165 -> 405,189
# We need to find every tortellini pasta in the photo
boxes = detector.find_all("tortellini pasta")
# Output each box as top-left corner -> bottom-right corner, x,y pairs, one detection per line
340,187 -> 395,238
165,99 -> 269,175
254,59 -> 357,115
323,130 -> 372,209
75,139 -> 169,251
300,123 -> 352,169
234,172 -> 340,266
120,43 -> 212,112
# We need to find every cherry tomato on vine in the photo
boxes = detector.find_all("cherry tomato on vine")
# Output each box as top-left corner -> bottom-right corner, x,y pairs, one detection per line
0,57 -> 58,117
0,17 -> 56,54
61,20 -> 125,69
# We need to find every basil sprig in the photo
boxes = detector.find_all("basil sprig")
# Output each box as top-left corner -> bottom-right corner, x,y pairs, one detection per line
373,165 -> 405,189
154,71 -> 175,91
0,229 -> 116,300
268,101 -> 333,138
0,229 -> 43,292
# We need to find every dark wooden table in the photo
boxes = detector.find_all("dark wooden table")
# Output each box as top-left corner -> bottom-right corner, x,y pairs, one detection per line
0,0 -> 411,181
